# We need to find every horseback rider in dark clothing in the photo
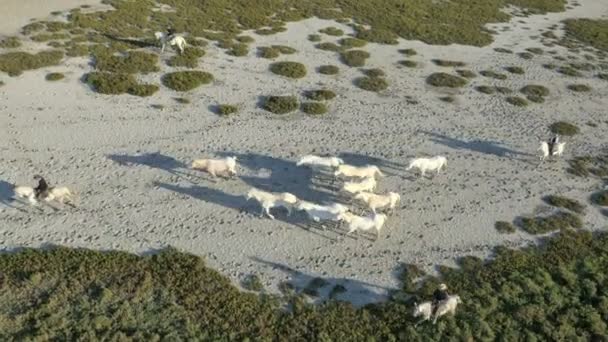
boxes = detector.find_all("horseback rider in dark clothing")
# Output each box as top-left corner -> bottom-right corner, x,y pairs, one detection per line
33,175 -> 49,200
548,134 -> 559,157
432,283 -> 449,315
166,27 -> 176,39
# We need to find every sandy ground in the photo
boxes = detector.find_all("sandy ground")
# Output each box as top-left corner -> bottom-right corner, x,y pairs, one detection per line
1,0 -> 607,305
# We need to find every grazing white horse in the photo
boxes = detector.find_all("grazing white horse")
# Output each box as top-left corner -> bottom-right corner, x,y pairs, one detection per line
413,295 -> 462,325
407,156 -> 447,177
155,31 -> 187,54
12,186 -> 76,207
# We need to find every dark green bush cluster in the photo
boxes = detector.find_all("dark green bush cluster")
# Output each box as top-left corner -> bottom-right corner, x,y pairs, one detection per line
557,66 -> 582,77
319,27 -> 344,36
432,59 -> 466,67
270,61 -> 307,78
475,85 -> 496,94
45,72 -> 65,81
318,65 -> 339,75
563,19 -> 608,52
543,195 -> 585,214
495,221 -> 516,233
308,34 -> 322,42
167,48 -> 205,68
597,73 -> 608,80
217,104 -> 238,116
315,42 -> 343,52
550,121 -> 579,136
354,28 -> 398,45
85,72 -> 158,97
505,96 -> 529,106
0,50 -> 64,76
480,70 -> 508,80
526,47 -> 544,54
340,50 -> 370,67
258,45 -> 296,58
567,153 -> 608,177
591,191 -> 608,206
505,66 -> 525,74
301,102 -> 328,115
363,68 -> 385,77
426,72 -> 468,88
263,96 -> 298,114
339,38 -> 367,48
0,36 -> 21,49
304,89 -> 336,101
398,48 -> 417,56
355,77 -> 388,92
227,43 -> 249,57
520,84 -> 550,103
567,84 -> 591,92
518,52 -> 534,59
95,51 -> 159,74
456,69 -> 476,78
162,71 -> 214,91
519,211 -> 583,234
398,60 -> 417,68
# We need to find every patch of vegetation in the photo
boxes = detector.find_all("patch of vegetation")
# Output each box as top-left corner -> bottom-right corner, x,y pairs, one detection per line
308,34 -> 321,42
518,52 -> 534,59
263,96 -> 298,114
174,97 -> 191,104
301,102 -> 328,115
45,72 -> 65,81
167,48 -> 205,68
0,36 -> 21,49
480,70 -> 508,80
319,27 -> 344,36
543,195 -> 586,214
526,47 -> 544,54
355,77 -> 388,92
242,274 -> 264,292
84,72 -> 158,97
303,277 -> 330,297
567,84 -> 591,92
354,28 -> 398,45
235,35 -> 254,43
0,50 -> 64,76
506,96 -> 529,106
30,33 -> 70,42
21,22 -> 44,35
475,85 -> 496,94
543,63 -> 557,70
591,190 -> 608,206
272,45 -> 296,54
304,89 -> 336,101
316,42 -> 343,52
550,121 -> 580,136
526,95 -> 545,103
339,37 -> 367,48
128,84 -> 159,97
95,51 -> 158,74
318,65 -> 339,75
495,86 -> 512,94
270,61 -> 307,79
494,47 -> 513,53
505,66 -> 525,74
363,68 -> 385,77
227,43 -> 249,57
597,73 -> 608,80
258,46 -> 280,59
520,85 -> 550,100
217,104 -> 238,116
568,153 -> 608,178
439,96 -> 455,103
398,48 -> 417,56
162,71 -> 214,91
455,69 -> 476,78
557,66 -> 582,77
432,59 -> 466,67
340,50 -> 370,67
398,60 -> 417,67
495,221 -> 516,234
426,72 -> 468,88
519,211 -> 583,234
563,19 -> 608,51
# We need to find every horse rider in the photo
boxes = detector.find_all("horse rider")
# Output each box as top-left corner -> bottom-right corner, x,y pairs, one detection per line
548,134 -> 559,156
33,175 -> 49,200
166,26 -> 176,39
432,283 -> 449,315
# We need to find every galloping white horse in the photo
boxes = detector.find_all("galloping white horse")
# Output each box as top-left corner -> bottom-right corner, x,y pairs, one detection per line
539,141 -> 566,161
413,295 -> 462,325
407,156 -> 447,177
154,31 -> 187,54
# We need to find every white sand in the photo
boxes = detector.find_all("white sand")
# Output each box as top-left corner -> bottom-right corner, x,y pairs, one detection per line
1,0 -> 607,305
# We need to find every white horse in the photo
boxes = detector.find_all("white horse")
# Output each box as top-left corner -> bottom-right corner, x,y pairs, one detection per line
407,156 -> 447,177
12,185 -> 76,208
154,31 -> 187,54
539,141 -> 565,161
413,295 -> 462,325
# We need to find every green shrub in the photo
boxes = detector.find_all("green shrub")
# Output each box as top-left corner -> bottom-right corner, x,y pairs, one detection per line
263,96 -> 298,114
355,29 -> 398,45
506,96 -> 528,106
495,221 -> 516,234
505,66 -> 525,74
167,48 -> 205,68
591,191 -> 608,206
519,212 -> 582,234
128,84 -> 159,97
543,63 -> 557,69
162,71 -> 214,91
568,153 -> 608,178
304,89 -> 336,101
480,70 -> 508,80
217,104 -> 238,116
315,42 -> 343,52
339,38 -> 367,48
398,60 -> 417,67
398,48 -> 417,56
426,72 -> 468,88
550,121 -> 579,136
242,274 -> 264,292
456,69 -> 477,78
494,47 -> 513,53
31,33 -> 70,42
235,35 -> 254,43
518,52 -> 534,59
258,47 -> 280,59
271,45 -> 296,54
340,50 -> 370,67
363,68 -> 385,77
520,84 -> 550,98
526,95 -> 545,103
567,84 -> 591,92
85,72 -> 158,97
439,96 -> 455,103
526,47 -> 544,54
0,50 -> 64,76
495,86 -> 513,94
270,61 -> 307,78
319,27 -> 344,36
228,43 -> 248,56
432,59 -> 466,67
0,36 -> 21,49
563,19 -> 608,51
355,77 -> 388,92
318,65 -> 339,75
95,51 -> 158,74
301,102 -> 328,115
476,86 -> 496,94
21,22 -> 44,35
543,195 -> 585,214
557,66 -> 582,77
45,72 -> 65,81
174,97 -> 191,104
308,34 -> 321,42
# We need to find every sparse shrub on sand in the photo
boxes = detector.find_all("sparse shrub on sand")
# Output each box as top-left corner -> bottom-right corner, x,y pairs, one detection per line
543,195 -> 586,214
426,72 -> 468,88
550,121 -> 579,136
308,34 -> 322,42
456,69 -> 476,78
45,72 -> 65,81
217,104 -> 238,116
242,274 -> 264,291
0,36 -> 21,49
557,66 -> 582,77
495,86 -> 513,94
355,28 -> 398,45
85,72 -> 158,97
568,153 -> 608,177
432,59 -> 466,67
235,35 -> 254,43
339,38 -> 367,48
526,47 -> 544,54
316,42 -> 343,52
128,84 -> 159,97
319,27 -> 344,36
505,66 -> 525,74
0,50 -> 64,76
174,97 -> 191,104
519,211 -> 582,234
258,47 -> 280,59
494,47 -> 513,53
480,70 -> 508,80
301,102 -> 328,115
518,52 -> 534,59
520,85 -> 550,102
270,61 -> 307,78
355,77 -> 388,92
227,43 -> 249,57
567,84 -> 591,92
263,96 -> 298,114
591,190 -> 608,206
272,45 -> 296,54
340,50 -> 370,67
363,68 -> 385,77
475,86 -> 496,94
506,96 -> 529,106
167,48 -> 205,68
21,22 -> 44,35
439,96 -> 455,103
95,51 -> 158,74
318,65 -> 339,75
398,48 -> 417,56
162,71 -> 214,91
495,221 -> 516,234
304,89 -> 336,101
30,33 -> 70,42
526,95 -> 545,103
543,63 -> 557,70
398,60 -> 417,67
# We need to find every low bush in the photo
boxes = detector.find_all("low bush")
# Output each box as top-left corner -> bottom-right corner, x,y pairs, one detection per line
318,65 -> 339,75
339,38 -> 366,48
31,33 -> 70,42
45,72 -> 65,81
567,84 -> 591,92
519,211 -> 582,234
258,47 -> 280,59
543,195 -> 585,214
475,86 -> 495,94
217,104 -> 238,116
272,45 -> 296,54
228,43 -> 248,57
455,69 -> 476,78
494,47 -> 513,53
0,50 -> 64,76
526,47 -> 544,54
84,72 -> 158,97
505,96 -> 528,106
316,42 -> 343,52
263,96 -> 298,114
543,63 -> 557,70
518,52 -> 534,59
591,190 -> 608,206
174,97 -> 191,104
597,73 -> 608,80
304,89 -> 336,101
526,95 -> 545,103
495,86 -> 512,94
308,34 -> 321,42
167,48 -> 205,68
95,51 -> 159,74
355,28 -> 398,45
235,35 -> 254,43
301,102 -> 328,115
557,66 -> 582,76
567,153 -> 608,177
439,96 -> 455,103
162,71 -> 214,91
520,84 -> 550,98
505,66 -> 525,74
398,60 -> 417,67
128,84 -> 159,97
480,70 -> 508,80
363,68 -> 385,77
398,48 -> 417,56
426,72 -> 468,88
355,77 -> 388,92
319,27 -> 344,36
340,50 -> 370,67
270,61 -> 307,78
432,59 -> 466,67
495,221 -> 516,234
550,121 -> 579,136
0,36 -> 21,49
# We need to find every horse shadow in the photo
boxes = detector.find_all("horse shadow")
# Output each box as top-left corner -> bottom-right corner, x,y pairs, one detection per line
251,257 -> 392,306
0,180 -> 15,208
102,34 -> 156,49
154,182 -> 339,240
107,152 -> 198,180
420,130 -> 532,161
